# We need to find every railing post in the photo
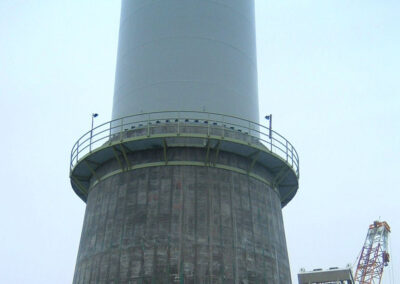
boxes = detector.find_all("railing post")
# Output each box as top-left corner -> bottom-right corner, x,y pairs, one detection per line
222,115 -> 225,139
297,159 -> 299,178
120,118 -> 123,141
207,112 -> 210,137
248,121 -> 251,138
89,130 -> 92,153
177,112 -> 180,135
270,132 -> 273,152
70,147 -> 74,170
109,121 -> 112,143
207,116 -> 210,137
291,144 -> 294,167
147,114 -> 150,137
76,143 -> 79,164
286,140 -> 288,162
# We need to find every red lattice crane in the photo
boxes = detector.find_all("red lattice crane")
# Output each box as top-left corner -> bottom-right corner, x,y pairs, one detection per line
354,221 -> 391,284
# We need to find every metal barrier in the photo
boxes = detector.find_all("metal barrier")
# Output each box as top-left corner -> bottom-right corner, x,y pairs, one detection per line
70,111 -> 299,178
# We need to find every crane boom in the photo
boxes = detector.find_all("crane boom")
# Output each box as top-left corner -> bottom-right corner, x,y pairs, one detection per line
354,221 -> 391,284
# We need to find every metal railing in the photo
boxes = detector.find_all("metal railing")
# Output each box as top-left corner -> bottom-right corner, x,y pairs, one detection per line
70,111 -> 299,177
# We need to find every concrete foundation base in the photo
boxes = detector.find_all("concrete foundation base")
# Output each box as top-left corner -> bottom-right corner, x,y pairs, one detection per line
73,147 -> 291,283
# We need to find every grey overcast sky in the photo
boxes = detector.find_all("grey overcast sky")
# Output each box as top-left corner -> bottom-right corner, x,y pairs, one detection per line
0,1 -> 398,283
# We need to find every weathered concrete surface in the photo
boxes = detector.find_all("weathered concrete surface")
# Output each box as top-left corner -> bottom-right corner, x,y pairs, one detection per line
73,148 -> 291,283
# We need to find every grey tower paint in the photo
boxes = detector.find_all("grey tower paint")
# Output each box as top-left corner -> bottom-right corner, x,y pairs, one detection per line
112,0 -> 259,123
71,1 -> 298,283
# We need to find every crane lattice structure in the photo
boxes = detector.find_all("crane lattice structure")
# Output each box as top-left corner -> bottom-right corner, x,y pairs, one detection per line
354,221 -> 391,284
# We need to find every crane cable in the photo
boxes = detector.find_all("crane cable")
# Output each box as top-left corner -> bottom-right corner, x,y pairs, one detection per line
352,246 -> 363,278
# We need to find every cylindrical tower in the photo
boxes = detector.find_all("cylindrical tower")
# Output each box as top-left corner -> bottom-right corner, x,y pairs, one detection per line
112,0 -> 259,122
70,1 -> 299,283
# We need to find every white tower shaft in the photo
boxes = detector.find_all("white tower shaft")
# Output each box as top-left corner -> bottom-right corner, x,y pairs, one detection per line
112,0 -> 259,122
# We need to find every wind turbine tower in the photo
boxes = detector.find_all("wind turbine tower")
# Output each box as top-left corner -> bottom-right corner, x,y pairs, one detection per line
69,1 -> 300,283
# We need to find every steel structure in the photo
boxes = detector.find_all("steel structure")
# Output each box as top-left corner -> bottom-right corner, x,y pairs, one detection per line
354,221 -> 391,284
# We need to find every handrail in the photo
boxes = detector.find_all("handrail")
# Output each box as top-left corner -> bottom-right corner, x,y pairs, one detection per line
70,111 -> 299,178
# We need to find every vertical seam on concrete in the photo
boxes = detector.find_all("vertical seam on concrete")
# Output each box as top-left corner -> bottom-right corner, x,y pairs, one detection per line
217,183 -> 224,283
145,167 -> 152,282
167,166 -> 174,282
88,195 -> 96,282
117,173 -> 128,282
88,194 -> 98,283
208,167 -> 213,284
106,175 -> 120,282
84,196 -> 95,282
125,180 -> 134,282
194,167 -> 198,283
262,247 -> 267,283
139,169 -> 150,280
238,177 -> 249,283
83,192 -> 94,282
95,182 -> 108,281
103,178 -> 112,282
86,260 -> 91,284
262,183 -> 269,283
133,174 -> 139,280
247,176 -> 258,282
152,167 -> 162,283
178,167 -> 185,281
76,262 -> 82,284
268,184 -> 278,283
230,173 -> 239,284
80,262 -> 86,284
275,247 -> 281,284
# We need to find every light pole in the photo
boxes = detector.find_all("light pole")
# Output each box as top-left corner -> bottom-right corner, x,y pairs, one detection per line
90,113 -> 98,152
265,114 -> 272,139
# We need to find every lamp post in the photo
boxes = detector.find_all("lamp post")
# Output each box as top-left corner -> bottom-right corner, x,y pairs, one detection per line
90,113 -> 98,152
265,114 -> 272,139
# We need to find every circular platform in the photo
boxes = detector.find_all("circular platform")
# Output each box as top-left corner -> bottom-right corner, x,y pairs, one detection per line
69,111 -> 299,207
